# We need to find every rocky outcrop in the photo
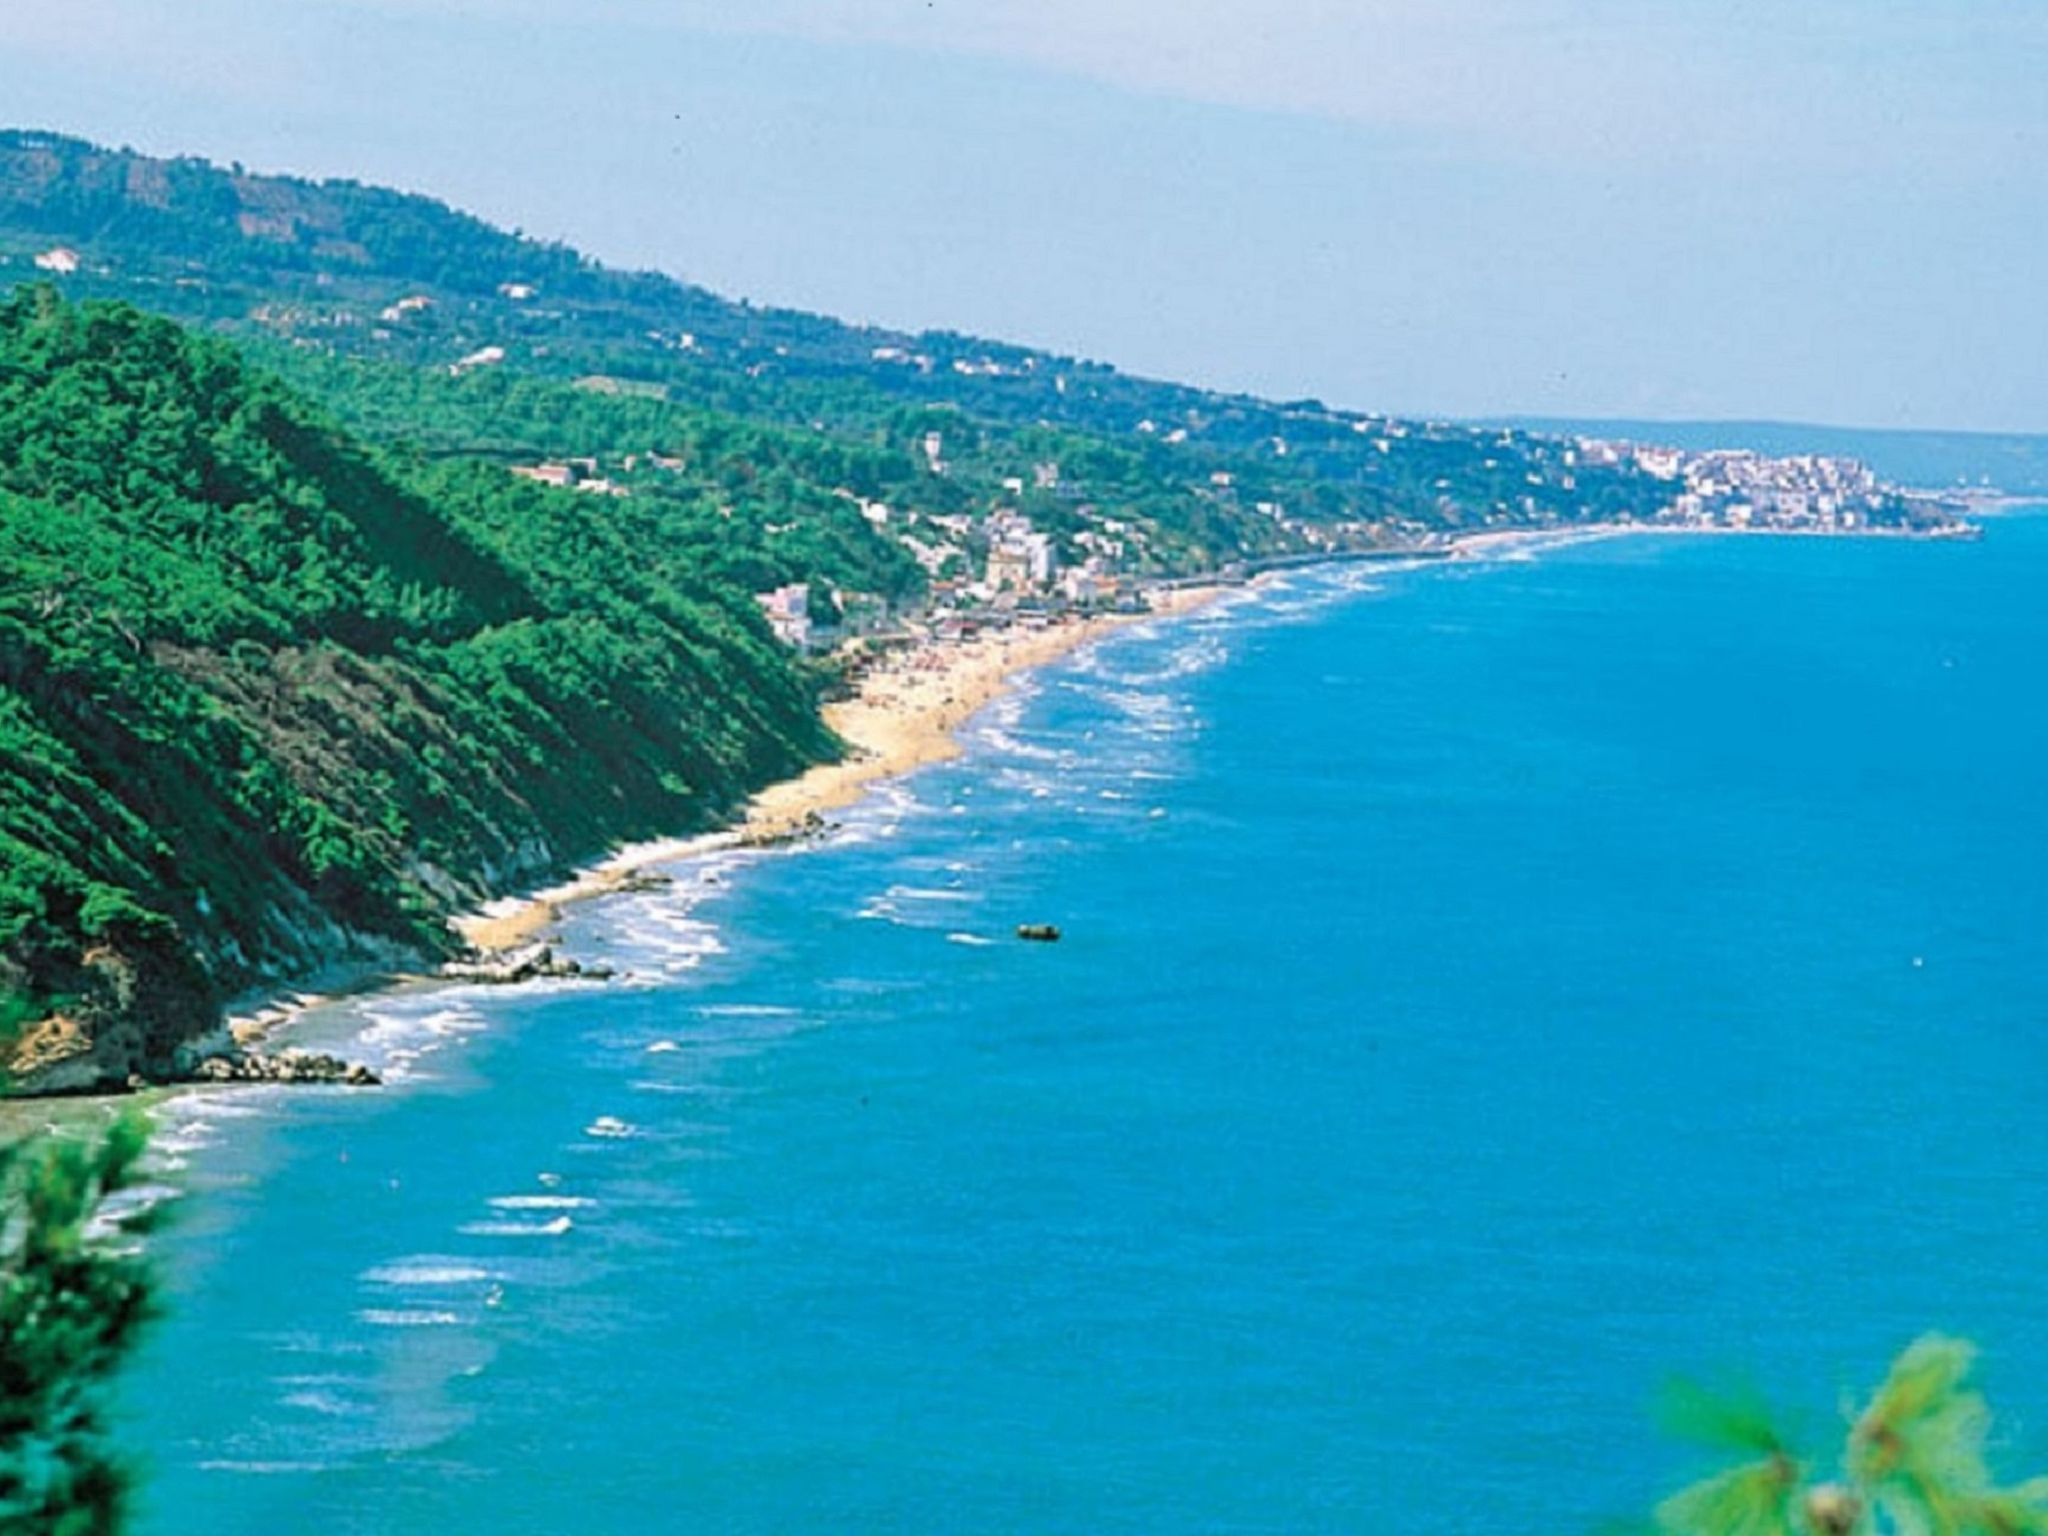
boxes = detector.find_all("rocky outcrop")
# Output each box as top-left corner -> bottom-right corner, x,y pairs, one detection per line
440,943 -> 614,986
184,1050 -> 380,1087
738,809 -> 833,848
6,1014 -> 107,1096
5,941 -> 221,1095
6,1025 -> 382,1094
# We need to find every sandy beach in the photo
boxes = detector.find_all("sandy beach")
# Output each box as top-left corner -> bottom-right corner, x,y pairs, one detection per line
432,520 -> 1881,959
450,588 -> 1225,957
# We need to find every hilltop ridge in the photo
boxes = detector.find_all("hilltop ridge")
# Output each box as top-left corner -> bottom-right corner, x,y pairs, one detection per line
0,129 -> 1672,540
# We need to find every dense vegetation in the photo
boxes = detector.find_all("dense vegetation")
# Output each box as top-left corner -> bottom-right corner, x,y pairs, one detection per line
0,289 -> 835,1087
254,347 -> 1321,585
0,130 -> 1676,545
0,1116 -> 155,1533
1654,1335 -> 2048,1535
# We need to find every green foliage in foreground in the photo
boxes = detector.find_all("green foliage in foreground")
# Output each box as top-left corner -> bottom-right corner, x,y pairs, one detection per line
0,1116 -> 156,1534
1655,1335 -> 2048,1536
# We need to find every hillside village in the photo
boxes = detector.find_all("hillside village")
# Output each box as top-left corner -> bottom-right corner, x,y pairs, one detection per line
1577,437 -> 1950,534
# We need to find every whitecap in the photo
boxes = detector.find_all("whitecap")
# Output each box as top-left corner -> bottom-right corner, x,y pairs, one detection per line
361,1263 -> 495,1286
354,1309 -> 462,1328
281,1389 -> 369,1418
457,1216 -> 574,1238
486,1194 -> 592,1211
946,932 -> 995,947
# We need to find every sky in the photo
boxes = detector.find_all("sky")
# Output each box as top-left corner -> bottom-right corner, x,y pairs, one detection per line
0,1 -> 2041,431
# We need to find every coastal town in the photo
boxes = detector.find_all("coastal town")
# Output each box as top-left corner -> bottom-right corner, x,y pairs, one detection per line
737,432 -> 1973,654
1571,436 -> 1972,536
482,413 -> 1976,660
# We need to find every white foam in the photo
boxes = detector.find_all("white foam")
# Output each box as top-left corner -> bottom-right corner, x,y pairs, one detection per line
583,1116 -> 635,1139
354,1309 -> 462,1328
362,1263 -> 495,1286
486,1194 -> 592,1211
280,1389 -> 368,1417
458,1216 -> 574,1238
946,932 -> 995,947
976,725 -> 1068,763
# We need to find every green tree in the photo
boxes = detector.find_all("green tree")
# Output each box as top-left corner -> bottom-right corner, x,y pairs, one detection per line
0,1116 -> 157,1534
1656,1335 -> 2048,1536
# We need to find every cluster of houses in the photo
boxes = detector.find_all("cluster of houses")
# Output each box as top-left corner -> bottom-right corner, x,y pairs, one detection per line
1578,439 -> 1900,531
755,583 -> 815,649
870,345 -> 1042,381
378,293 -> 434,324
509,458 -> 629,497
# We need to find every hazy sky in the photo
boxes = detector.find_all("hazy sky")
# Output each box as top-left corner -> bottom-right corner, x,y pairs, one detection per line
0,1 -> 2041,430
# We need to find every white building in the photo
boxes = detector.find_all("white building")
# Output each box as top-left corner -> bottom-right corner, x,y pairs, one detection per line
756,584 -> 813,649
452,345 -> 507,374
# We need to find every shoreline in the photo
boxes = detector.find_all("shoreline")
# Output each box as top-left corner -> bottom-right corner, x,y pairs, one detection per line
214,586 -> 1231,1053
447,586 -> 1227,957
193,516 -> 1985,1064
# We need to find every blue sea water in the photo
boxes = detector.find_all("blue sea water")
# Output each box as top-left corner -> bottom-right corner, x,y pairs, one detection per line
120,520 -> 2048,1534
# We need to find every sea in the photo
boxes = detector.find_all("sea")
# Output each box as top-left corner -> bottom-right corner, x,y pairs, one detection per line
115,517 -> 2048,1534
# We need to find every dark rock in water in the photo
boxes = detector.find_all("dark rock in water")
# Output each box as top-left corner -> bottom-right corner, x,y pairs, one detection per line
1016,924 -> 1063,943
184,1050 -> 379,1087
614,871 -> 674,894
739,808 -> 833,850
441,942 -> 597,985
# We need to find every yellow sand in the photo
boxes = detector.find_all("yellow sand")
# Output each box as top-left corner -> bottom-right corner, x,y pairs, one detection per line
453,591 -> 1223,954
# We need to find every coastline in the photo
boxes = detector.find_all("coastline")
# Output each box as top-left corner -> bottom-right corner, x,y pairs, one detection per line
448,587 -> 1225,956
213,586 -> 1230,1051
208,516 -> 1979,1062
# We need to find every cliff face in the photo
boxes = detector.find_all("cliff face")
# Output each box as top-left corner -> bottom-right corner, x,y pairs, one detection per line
0,290 -> 836,1093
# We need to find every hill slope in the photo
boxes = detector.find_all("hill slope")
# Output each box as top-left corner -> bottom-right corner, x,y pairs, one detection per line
0,289 -> 834,1091
0,130 -> 1675,542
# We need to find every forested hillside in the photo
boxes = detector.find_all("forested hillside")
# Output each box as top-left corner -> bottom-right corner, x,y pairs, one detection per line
0,130 -> 1673,539
0,289 -> 836,1091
